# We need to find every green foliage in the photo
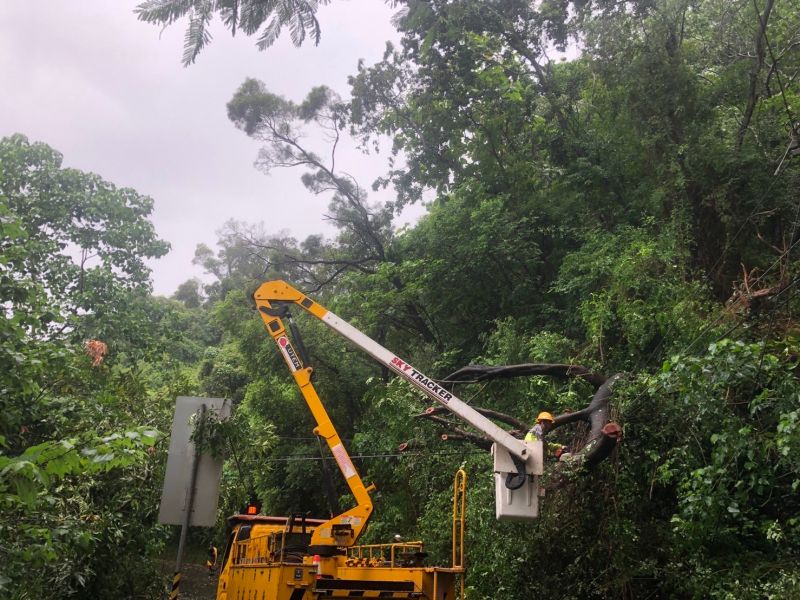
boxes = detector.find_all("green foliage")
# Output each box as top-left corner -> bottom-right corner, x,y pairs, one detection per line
610,340 -> 800,597
660,341 -> 800,540
0,354 -> 172,599
186,2 -> 800,597
199,344 -> 250,403
172,278 -> 204,308
1,428 -> 159,506
554,224 -> 713,367
0,134 -> 170,355
0,136 -> 175,599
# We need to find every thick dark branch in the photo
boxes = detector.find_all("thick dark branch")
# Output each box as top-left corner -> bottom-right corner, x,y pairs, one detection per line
443,363 -> 607,388
426,367 -> 623,470
582,423 -> 623,469
418,406 -> 528,431
439,432 -> 492,451
546,374 -> 623,440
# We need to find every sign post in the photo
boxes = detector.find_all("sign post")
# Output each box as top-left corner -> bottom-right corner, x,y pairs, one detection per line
170,403 -> 205,600
159,397 -> 230,599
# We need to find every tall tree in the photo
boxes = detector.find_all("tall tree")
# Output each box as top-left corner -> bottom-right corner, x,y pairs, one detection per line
0,134 -> 170,349
0,135 -> 175,600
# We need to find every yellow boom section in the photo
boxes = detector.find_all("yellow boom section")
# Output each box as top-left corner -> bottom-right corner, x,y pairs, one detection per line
253,281 -> 374,548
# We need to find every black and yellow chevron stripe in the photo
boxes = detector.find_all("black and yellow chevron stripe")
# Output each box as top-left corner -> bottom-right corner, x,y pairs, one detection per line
168,571 -> 181,600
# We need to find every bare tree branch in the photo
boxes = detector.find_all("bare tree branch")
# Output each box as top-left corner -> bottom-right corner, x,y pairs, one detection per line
736,0 -> 776,151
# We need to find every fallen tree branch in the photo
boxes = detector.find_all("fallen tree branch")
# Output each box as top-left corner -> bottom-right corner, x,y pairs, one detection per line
439,432 -> 493,451
546,374 -> 623,440
416,363 -> 624,470
443,363 -> 606,388
416,406 -> 529,431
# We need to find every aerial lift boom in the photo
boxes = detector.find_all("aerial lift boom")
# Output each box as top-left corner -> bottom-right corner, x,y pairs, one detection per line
213,280 -> 537,600
254,280 -> 542,545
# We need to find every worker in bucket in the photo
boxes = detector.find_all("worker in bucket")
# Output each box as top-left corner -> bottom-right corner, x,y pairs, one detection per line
526,412 -> 569,460
525,411 -> 554,442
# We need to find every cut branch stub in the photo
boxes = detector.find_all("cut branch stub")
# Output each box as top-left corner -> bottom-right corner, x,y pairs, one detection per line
546,373 -> 623,441
581,422 -> 623,469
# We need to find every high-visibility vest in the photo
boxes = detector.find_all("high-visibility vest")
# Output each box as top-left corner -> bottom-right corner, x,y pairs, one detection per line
524,424 -> 543,442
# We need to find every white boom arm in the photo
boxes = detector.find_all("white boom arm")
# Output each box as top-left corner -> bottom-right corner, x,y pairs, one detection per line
254,281 -> 542,521
254,281 -> 530,460
323,312 -> 532,461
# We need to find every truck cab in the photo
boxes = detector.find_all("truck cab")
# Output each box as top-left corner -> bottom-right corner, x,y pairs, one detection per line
217,514 -> 325,600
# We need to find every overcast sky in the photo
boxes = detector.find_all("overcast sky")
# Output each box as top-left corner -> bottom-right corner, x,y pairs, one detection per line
0,1 -> 402,295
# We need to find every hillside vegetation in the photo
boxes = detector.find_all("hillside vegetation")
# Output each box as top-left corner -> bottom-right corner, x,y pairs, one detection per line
2,1 -> 800,598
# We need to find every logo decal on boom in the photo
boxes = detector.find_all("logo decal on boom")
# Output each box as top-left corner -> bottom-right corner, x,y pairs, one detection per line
391,357 -> 452,403
278,336 -> 303,371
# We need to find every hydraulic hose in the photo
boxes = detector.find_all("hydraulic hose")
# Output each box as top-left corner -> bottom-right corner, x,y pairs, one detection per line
505,453 -> 528,490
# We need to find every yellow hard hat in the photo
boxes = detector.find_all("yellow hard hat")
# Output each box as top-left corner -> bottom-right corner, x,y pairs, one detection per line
536,411 -> 554,423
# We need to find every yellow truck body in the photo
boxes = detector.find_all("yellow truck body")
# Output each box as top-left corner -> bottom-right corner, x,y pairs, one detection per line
217,515 -> 460,600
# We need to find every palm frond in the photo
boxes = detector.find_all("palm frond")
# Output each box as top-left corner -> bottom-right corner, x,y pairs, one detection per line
256,15 -> 283,50
181,2 -> 214,66
136,0 -> 333,62
135,0 -> 199,25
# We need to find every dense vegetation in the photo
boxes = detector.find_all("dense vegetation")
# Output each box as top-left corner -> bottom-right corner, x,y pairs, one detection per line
3,1 -> 800,598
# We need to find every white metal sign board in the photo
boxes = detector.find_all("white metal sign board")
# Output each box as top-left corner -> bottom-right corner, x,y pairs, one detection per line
158,396 -> 231,527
